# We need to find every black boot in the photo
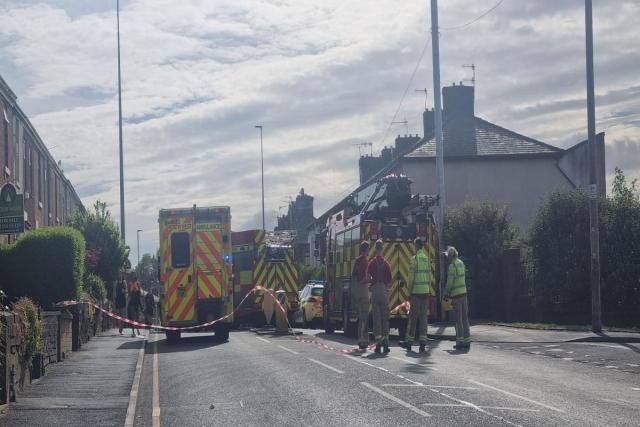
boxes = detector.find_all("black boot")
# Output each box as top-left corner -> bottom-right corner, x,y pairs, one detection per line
404,342 -> 412,352
419,344 -> 426,353
374,344 -> 381,354
383,344 -> 390,354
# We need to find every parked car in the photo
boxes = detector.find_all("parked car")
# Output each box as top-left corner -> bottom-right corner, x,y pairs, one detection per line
295,282 -> 324,328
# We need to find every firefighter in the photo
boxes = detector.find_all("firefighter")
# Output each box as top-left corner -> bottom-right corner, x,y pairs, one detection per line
402,237 -> 433,353
367,239 -> 392,354
352,240 -> 371,350
445,246 -> 470,350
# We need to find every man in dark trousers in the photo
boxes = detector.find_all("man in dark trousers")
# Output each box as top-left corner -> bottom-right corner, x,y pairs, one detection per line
114,273 -> 127,334
351,241 -> 371,350
367,240 -> 393,354
144,289 -> 155,327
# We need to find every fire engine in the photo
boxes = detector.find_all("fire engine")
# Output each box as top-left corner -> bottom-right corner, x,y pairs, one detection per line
158,205 -> 233,342
231,230 -> 300,325
322,174 -> 438,338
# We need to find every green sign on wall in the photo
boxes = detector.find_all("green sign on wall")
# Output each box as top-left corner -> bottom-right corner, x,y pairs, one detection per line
0,183 -> 25,234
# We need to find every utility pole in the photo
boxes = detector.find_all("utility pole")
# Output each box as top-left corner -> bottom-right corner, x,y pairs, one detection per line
255,125 -> 265,230
116,0 -> 126,243
431,0 -> 447,320
585,0 -> 601,333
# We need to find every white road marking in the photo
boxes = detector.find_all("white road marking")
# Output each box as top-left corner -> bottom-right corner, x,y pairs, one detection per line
632,387 -> 640,391
277,345 -> 299,355
389,355 -> 439,370
381,384 -> 477,390
152,337 -> 160,427
627,364 -> 639,367
481,406 -> 540,412
255,336 -> 271,344
520,346 -> 539,349
469,380 -> 564,413
420,403 -> 539,412
361,382 -> 431,417
438,392 -> 523,427
124,331 -> 147,427
308,358 -> 344,374
562,358 -> 574,361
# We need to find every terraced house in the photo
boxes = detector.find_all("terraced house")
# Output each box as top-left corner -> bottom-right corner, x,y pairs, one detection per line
0,74 -> 83,243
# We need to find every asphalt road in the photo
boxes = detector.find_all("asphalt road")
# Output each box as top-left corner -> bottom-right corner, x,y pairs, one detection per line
133,329 -> 639,426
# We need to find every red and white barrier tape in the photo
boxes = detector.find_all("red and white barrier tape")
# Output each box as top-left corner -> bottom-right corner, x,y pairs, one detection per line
53,285 -> 288,332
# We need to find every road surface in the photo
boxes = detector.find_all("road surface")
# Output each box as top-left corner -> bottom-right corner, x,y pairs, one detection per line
133,329 -> 639,426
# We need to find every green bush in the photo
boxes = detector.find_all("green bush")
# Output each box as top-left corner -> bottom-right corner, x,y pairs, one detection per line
300,264 -> 324,289
530,168 -> 640,325
84,272 -> 107,304
530,190 -> 593,321
13,297 -> 43,357
70,201 -> 129,298
443,201 -> 520,319
0,227 -> 85,308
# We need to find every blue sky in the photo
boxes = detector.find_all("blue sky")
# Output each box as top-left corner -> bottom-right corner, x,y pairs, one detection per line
1,0 -> 639,264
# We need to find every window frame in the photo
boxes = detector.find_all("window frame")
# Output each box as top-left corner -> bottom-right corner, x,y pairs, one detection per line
170,232 -> 191,268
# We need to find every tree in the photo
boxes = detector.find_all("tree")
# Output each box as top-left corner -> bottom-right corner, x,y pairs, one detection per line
70,200 -> 129,298
530,168 -> 640,325
443,201 -> 520,320
135,253 -> 160,292
600,168 -> 640,324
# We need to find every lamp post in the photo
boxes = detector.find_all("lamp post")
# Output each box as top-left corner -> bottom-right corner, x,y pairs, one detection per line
255,125 -> 265,230
117,0 -> 126,243
136,229 -> 142,268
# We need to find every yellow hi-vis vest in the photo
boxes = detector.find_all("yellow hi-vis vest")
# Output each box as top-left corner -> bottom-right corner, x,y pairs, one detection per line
408,249 -> 433,295
446,258 -> 467,297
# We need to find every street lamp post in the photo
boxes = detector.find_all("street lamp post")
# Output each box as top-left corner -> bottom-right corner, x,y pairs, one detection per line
255,125 -> 265,230
136,229 -> 142,267
117,0 -> 126,243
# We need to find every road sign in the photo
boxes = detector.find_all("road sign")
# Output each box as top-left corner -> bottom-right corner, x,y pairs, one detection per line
0,183 -> 25,234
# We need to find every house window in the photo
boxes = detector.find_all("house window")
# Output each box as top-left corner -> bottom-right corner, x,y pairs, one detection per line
38,153 -> 44,203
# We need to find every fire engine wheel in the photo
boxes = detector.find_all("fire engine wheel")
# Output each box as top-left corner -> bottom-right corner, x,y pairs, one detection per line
302,310 -> 311,329
215,326 -> 230,342
342,311 -> 357,338
165,330 -> 181,344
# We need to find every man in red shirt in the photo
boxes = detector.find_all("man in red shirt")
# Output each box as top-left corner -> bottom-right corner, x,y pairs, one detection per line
351,241 -> 371,350
367,240 -> 393,354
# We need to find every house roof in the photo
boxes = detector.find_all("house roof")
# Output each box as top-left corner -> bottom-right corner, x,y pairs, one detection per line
406,116 -> 563,158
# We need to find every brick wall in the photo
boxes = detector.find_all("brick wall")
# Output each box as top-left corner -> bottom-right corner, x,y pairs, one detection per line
40,312 -> 59,368
58,311 -> 73,361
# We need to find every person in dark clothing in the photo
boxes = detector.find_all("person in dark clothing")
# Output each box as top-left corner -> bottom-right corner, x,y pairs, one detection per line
128,276 -> 143,337
144,290 -> 155,327
114,274 -> 127,335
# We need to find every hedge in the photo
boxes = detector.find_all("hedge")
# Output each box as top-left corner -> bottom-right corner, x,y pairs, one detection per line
0,227 -> 85,308
84,272 -> 107,304
530,169 -> 640,325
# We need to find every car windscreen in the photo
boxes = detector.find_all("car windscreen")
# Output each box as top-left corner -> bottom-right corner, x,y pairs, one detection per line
311,287 -> 323,296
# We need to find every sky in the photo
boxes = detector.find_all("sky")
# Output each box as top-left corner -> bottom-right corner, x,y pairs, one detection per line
1,0 -> 639,265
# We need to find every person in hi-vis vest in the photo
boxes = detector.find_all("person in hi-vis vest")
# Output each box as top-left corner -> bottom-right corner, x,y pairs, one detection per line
445,246 -> 470,350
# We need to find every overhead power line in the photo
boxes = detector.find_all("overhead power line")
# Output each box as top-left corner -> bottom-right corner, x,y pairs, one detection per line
379,35 -> 432,147
440,0 -> 505,31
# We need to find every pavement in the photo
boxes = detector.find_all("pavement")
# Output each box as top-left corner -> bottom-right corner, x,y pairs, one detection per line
2,324 -> 639,426
0,330 -> 146,427
427,323 -> 640,343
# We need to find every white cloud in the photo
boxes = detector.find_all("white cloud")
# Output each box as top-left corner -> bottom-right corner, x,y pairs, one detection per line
1,0 -> 639,260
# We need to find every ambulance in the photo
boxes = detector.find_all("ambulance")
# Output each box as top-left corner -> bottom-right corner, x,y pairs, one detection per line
158,205 -> 233,342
